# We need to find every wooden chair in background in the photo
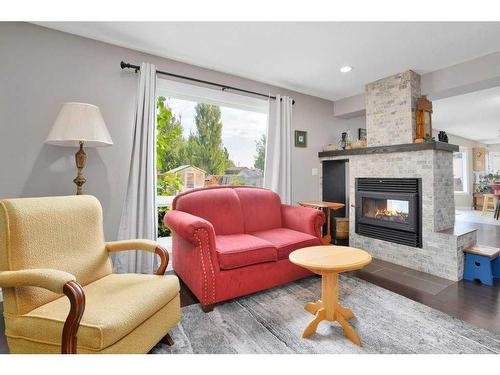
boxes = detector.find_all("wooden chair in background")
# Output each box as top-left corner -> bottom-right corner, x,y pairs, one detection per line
482,194 -> 496,216
492,184 -> 500,220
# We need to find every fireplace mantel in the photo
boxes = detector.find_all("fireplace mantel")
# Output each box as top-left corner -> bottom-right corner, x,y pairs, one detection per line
318,141 -> 458,158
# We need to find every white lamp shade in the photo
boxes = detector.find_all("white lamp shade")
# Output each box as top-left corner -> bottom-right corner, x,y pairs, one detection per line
45,102 -> 113,147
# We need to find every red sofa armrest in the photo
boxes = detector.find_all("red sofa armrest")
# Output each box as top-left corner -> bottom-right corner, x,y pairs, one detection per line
164,210 -> 216,246
281,204 -> 325,239
164,209 -> 219,307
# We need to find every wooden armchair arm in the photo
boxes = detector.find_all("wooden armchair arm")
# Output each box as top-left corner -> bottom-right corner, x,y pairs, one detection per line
0,269 -> 85,354
105,239 -> 169,275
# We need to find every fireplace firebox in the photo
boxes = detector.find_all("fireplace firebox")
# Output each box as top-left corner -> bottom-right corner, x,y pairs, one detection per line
355,178 -> 422,247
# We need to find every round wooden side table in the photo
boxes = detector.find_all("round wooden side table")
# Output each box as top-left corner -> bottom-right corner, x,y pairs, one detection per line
289,245 -> 372,346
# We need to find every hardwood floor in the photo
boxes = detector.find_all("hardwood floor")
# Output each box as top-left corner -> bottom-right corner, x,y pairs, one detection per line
167,270 -> 199,308
350,216 -> 500,334
352,258 -> 499,334
1,217 -> 498,354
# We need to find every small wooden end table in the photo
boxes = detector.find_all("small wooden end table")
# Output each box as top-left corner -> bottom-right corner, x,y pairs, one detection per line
289,245 -> 372,346
298,201 -> 345,245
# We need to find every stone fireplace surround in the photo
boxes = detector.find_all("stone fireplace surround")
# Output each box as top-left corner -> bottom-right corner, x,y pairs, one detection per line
319,71 -> 476,281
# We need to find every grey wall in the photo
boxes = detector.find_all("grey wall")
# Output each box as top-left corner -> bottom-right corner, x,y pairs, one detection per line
0,22 -> 348,240
343,115 -> 366,140
327,115 -> 366,149
487,143 -> 500,153
431,130 -> 487,208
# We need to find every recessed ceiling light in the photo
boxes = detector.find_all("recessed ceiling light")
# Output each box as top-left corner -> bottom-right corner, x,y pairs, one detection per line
340,66 -> 352,73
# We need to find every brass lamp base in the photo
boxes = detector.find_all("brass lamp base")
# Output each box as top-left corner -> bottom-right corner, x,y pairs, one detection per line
73,141 -> 87,195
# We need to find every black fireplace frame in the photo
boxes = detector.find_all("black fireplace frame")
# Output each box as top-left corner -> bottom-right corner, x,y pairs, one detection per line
355,178 -> 422,248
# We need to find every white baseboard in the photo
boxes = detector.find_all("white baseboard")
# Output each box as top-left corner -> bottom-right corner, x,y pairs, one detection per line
456,206 -> 473,210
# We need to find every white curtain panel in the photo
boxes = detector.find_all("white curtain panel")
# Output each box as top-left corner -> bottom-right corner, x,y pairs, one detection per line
114,62 -> 158,273
264,95 -> 293,204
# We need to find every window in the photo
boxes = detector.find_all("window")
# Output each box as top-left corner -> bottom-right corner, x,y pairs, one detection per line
186,172 -> 194,189
453,151 -> 468,193
156,79 -> 269,238
156,79 -> 268,195
488,151 -> 500,174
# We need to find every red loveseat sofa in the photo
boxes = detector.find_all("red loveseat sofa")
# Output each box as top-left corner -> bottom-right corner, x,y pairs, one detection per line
164,186 -> 325,312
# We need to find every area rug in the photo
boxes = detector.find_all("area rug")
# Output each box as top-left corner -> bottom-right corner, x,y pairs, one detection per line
152,275 -> 500,354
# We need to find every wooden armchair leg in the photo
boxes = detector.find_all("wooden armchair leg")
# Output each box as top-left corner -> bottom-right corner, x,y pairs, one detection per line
201,303 -> 214,313
62,281 -> 85,354
161,333 -> 175,346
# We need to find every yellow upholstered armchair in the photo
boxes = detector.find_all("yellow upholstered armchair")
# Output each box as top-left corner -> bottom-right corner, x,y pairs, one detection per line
0,195 -> 180,354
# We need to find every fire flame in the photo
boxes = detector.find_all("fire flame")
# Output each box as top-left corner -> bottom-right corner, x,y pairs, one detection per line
365,207 -> 409,222
375,208 -> 402,218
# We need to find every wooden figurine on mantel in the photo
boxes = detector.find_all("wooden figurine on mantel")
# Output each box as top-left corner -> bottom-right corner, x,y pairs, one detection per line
414,95 -> 433,144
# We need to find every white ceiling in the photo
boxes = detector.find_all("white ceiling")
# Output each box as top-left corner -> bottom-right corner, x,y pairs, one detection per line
35,22 -> 500,101
433,85 -> 500,144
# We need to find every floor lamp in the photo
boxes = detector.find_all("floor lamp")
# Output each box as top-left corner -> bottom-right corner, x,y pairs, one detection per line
45,102 -> 113,195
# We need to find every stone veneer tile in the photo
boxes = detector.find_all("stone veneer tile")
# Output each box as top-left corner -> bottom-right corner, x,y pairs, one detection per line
365,70 -> 421,147
319,148 -> 473,281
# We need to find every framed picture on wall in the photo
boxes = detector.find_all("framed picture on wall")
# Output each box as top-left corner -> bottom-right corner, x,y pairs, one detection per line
358,128 -> 367,141
295,130 -> 307,147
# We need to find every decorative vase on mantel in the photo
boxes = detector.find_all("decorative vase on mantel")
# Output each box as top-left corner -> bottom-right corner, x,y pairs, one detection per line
438,131 -> 449,143
414,95 -> 433,144
340,132 -> 349,150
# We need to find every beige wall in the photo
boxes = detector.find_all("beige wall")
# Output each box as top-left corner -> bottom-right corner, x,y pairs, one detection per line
0,22 -> 352,240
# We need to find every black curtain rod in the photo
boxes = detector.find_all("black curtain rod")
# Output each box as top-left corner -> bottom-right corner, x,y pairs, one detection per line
120,61 -> 295,105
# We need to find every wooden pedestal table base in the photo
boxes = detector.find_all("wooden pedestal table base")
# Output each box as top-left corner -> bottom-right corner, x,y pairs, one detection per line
289,245 -> 372,346
303,272 -> 360,345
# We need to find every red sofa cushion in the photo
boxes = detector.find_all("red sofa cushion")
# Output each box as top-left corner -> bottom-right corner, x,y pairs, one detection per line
174,188 -> 244,235
251,228 -> 321,260
235,187 -> 282,233
215,234 -> 278,270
